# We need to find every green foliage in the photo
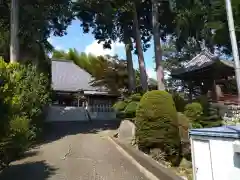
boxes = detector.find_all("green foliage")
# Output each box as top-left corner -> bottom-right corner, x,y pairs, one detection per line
0,116 -> 33,169
173,0 -> 240,54
184,102 -> 203,122
184,102 -> 222,129
113,101 -> 127,112
135,90 -> 181,166
124,101 -> 139,118
0,59 -> 51,169
129,93 -> 142,101
202,120 -> 222,127
173,93 -> 187,112
0,0 -> 73,60
195,95 -> 210,116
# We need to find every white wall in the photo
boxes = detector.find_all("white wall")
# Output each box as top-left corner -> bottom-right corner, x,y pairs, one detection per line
191,136 -> 240,180
45,106 -> 88,122
88,105 -> 116,121
45,105 -> 117,122
89,112 -> 116,120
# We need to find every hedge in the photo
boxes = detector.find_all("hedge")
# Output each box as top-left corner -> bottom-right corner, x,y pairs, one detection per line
0,59 -> 51,169
124,101 -> 139,118
135,90 -> 181,166
113,101 -> 127,112
129,93 -> 142,101
184,102 -> 203,122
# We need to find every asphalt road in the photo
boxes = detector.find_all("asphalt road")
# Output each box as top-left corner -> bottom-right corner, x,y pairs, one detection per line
0,121 -> 148,180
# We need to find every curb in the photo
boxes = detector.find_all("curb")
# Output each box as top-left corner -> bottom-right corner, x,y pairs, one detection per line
108,137 -> 159,180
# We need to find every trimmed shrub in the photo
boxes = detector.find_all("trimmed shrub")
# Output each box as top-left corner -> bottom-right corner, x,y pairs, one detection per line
135,90 -> 181,166
113,101 -> 127,112
173,93 -> 187,112
124,101 -> 139,118
0,59 -> 51,169
184,102 -> 203,122
129,93 -> 142,101
198,119 -> 222,128
184,102 -> 222,129
116,111 -> 126,119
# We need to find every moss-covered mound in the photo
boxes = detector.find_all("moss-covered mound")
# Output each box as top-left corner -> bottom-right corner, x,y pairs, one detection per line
135,90 -> 181,165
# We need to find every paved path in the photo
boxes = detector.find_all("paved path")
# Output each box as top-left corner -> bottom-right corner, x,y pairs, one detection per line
0,122 -> 147,180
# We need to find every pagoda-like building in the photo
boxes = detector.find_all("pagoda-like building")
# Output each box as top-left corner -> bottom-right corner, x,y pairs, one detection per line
171,51 -> 238,104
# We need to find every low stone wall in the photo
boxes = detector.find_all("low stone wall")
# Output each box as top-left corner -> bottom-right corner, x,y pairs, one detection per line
89,111 -> 116,121
211,103 -> 240,122
45,105 -> 117,122
223,105 -> 240,122
45,106 -> 89,122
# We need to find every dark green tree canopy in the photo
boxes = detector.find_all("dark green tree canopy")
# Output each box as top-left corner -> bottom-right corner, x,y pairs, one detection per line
73,0 -> 175,52
0,0 -> 73,59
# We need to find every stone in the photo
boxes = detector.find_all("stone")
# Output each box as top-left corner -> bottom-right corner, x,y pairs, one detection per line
180,158 -> 192,169
117,119 -> 136,145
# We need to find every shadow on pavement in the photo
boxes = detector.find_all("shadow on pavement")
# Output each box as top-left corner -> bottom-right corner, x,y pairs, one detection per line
41,120 -> 121,145
0,161 -> 57,180
15,150 -> 40,161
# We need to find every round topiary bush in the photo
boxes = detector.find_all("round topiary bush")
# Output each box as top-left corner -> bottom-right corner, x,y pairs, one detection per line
113,101 -> 127,112
135,90 -> 181,166
184,102 -> 203,122
124,101 -> 139,118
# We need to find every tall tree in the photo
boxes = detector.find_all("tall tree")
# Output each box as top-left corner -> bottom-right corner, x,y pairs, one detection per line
0,0 -> 73,63
123,32 -> 136,93
152,0 -> 165,90
133,2 -> 148,92
173,0 -> 240,55
10,0 -> 19,63
73,0 -> 152,92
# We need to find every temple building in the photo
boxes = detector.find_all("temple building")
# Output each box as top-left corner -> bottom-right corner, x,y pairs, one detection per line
171,51 -> 238,104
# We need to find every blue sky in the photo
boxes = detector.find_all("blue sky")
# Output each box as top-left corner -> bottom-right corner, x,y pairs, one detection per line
48,20 -> 157,79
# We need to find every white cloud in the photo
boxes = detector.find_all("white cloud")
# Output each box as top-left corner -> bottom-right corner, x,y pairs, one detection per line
146,68 -> 171,80
85,40 -> 124,56
164,70 -> 171,80
55,45 -> 63,50
146,68 -> 157,79
47,37 -> 66,51
47,37 -> 54,44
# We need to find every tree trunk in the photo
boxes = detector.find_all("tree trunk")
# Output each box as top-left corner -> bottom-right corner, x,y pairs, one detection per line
133,3 -> 148,92
10,0 -> 19,63
152,0 -> 165,90
124,36 -> 136,93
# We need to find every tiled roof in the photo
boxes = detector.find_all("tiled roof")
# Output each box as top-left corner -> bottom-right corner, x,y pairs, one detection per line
51,59 -> 99,92
190,126 -> 240,139
171,51 -> 234,76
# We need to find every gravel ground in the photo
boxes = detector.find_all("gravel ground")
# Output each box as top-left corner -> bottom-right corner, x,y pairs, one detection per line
0,122 -> 148,180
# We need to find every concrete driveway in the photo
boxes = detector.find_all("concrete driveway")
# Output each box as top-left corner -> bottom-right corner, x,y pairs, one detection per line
0,121 -> 147,180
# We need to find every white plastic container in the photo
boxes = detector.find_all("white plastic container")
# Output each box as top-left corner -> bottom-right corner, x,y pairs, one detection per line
190,126 -> 240,180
